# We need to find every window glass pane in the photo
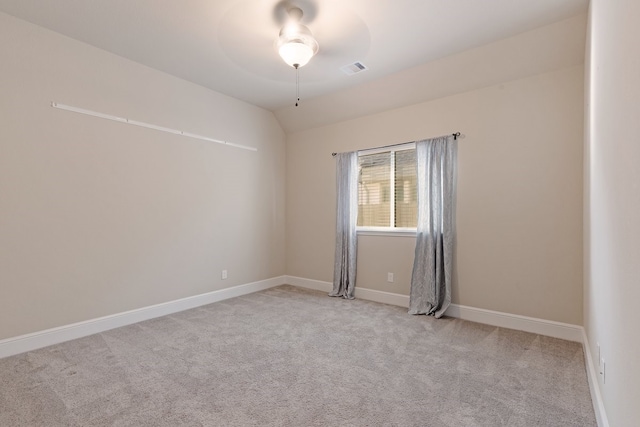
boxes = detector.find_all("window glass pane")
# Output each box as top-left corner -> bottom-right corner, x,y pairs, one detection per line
357,148 -> 417,229
394,149 -> 417,228
358,152 -> 391,227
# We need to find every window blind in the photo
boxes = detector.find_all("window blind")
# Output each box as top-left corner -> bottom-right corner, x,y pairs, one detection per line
357,148 -> 417,228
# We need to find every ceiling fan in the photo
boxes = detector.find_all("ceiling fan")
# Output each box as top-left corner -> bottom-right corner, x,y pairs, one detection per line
274,5 -> 319,106
276,6 -> 319,69
217,0 -> 370,106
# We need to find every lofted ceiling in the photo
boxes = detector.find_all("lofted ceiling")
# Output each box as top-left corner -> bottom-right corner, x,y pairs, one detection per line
0,0 -> 589,132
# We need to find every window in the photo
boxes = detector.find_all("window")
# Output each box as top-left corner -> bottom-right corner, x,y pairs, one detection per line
357,145 -> 417,231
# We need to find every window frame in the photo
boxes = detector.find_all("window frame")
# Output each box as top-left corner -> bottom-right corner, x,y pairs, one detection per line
356,142 -> 417,236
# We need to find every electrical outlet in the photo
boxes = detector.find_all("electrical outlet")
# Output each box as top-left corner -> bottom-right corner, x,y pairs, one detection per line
387,272 -> 394,283
221,270 -> 228,280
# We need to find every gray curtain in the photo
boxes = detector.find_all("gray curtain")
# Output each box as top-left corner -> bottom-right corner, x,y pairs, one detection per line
409,135 -> 457,317
330,151 -> 358,299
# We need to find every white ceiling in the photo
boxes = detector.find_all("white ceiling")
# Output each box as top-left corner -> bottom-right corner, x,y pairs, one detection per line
0,0 -> 588,131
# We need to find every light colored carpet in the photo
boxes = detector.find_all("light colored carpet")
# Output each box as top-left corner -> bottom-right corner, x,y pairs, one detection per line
0,285 -> 596,426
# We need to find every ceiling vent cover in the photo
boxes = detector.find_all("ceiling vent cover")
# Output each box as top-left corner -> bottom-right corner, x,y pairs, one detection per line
341,61 -> 368,75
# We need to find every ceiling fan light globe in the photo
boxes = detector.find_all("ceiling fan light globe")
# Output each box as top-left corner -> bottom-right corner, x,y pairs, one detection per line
279,42 -> 314,68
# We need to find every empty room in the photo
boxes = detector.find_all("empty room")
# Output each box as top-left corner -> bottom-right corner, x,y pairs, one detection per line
0,0 -> 638,426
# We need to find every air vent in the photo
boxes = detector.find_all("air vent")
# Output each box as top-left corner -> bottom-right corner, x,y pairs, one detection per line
341,61 -> 368,76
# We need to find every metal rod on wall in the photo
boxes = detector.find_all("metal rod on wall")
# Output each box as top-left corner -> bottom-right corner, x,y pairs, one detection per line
331,132 -> 463,156
51,102 -> 258,152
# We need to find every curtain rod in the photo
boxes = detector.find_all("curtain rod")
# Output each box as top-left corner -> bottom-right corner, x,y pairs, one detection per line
331,132 -> 463,157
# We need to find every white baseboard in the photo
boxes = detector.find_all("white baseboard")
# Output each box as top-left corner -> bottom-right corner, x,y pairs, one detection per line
1,274 -> 584,354
285,275 -> 411,307
285,276 -> 332,293
284,276 -> 582,342
354,287 -> 410,308
444,304 -> 583,342
582,330 -> 610,427
0,276 -> 285,359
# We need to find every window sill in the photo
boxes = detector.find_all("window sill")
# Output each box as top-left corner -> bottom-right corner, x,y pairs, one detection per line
357,228 -> 417,237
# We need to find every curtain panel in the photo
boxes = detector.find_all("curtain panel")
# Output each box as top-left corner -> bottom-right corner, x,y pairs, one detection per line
409,135 -> 457,317
331,151 -> 358,299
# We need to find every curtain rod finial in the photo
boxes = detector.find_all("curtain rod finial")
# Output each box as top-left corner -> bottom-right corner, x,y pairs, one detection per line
332,152 -> 337,157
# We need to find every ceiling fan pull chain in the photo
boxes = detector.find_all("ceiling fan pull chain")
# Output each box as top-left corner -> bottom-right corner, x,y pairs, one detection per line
295,65 -> 300,107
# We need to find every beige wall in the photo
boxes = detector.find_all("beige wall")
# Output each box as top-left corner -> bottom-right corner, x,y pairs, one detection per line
585,0 -> 640,425
0,13 -> 286,340
287,65 -> 584,325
